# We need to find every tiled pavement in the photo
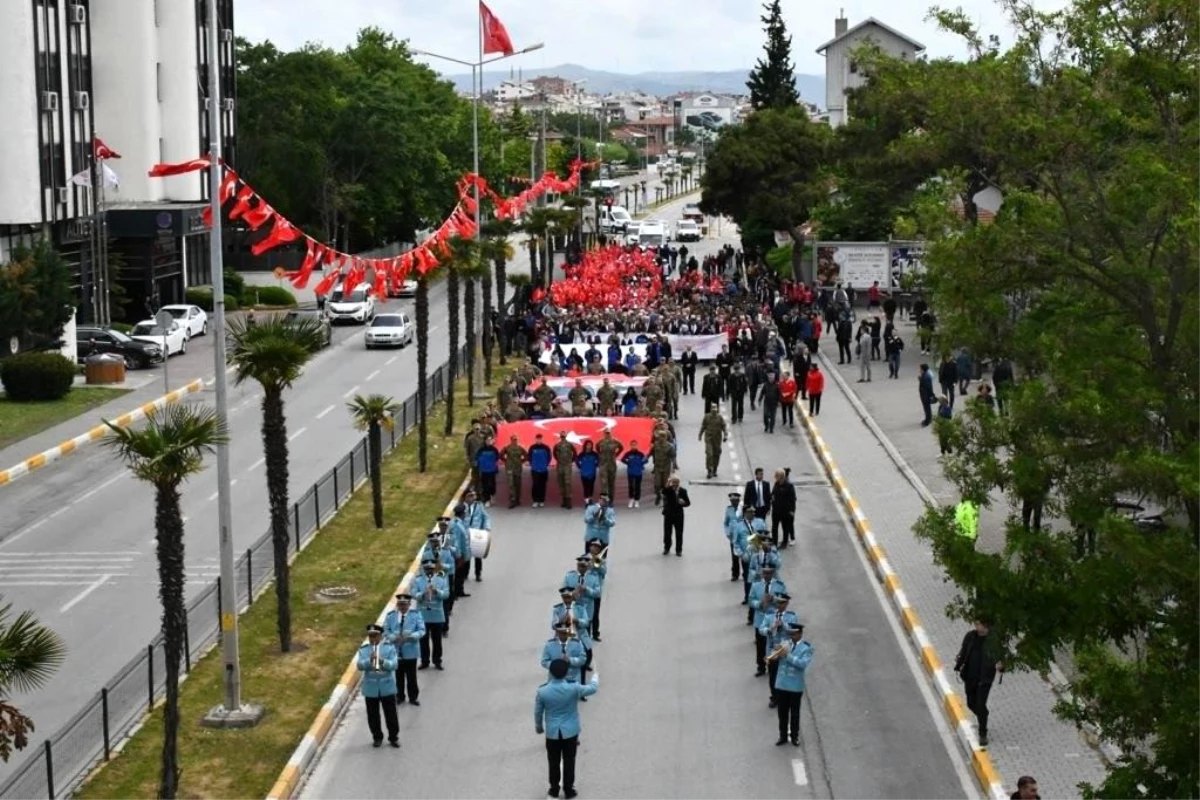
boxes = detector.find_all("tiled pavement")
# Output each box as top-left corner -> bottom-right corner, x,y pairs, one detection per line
809,316 -> 1109,799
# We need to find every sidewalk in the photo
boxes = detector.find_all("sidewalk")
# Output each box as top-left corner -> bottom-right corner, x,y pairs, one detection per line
811,319 -> 1109,799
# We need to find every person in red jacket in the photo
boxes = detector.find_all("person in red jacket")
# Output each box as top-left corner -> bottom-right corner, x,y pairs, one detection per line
808,314 -> 823,354
805,364 -> 825,416
778,371 -> 798,428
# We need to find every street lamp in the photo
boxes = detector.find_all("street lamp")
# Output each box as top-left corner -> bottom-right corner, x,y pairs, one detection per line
409,39 -> 543,398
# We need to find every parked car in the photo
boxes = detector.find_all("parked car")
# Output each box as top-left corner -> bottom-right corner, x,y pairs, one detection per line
675,219 -> 701,242
327,283 -> 376,325
75,326 -> 163,369
364,313 -> 415,349
283,308 -> 333,348
158,304 -> 208,337
389,278 -> 418,299
129,319 -> 188,356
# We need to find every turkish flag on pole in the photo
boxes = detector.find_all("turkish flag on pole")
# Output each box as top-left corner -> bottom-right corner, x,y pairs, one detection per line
93,137 -> 121,160
479,1 -> 515,56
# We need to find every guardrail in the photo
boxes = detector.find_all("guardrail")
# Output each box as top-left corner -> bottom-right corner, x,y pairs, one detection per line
0,343 -> 470,800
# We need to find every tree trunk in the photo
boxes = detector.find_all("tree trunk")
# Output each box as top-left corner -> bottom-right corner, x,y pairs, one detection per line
416,276 -> 429,472
527,241 -> 539,286
495,255 -> 509,365
262,387 -> 292,652
465,276 -> 477,405
787,226 -> 809,284
445,269 -> 460,436
368,423 -> 383,529
481,273 -> 495,383
544,237 -> 554,289
154,481 -> 186,800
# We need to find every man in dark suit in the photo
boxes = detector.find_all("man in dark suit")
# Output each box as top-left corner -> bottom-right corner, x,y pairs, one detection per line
661,474 -> 691,556
715,345 -> 734,398
679,347 -> 698,394
771,468 -> 797,548
743,468 -> 772,520
701,364 -> 722,414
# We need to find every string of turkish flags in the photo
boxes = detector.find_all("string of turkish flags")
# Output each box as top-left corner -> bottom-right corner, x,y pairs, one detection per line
147,155 -> 597,297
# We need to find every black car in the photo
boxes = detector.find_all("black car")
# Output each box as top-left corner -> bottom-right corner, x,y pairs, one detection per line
283,308 -> 333,348
76,326 -> 164,369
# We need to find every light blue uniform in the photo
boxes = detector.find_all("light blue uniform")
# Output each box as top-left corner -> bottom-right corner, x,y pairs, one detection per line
535,674 -> 600,738
737,517 -> 768,562
551,601 -> 592,651
723,505 -> 742,544
748,577 -> 788,627
383,607 -> 426,660
563,569 -> 602,618
422,542 -> 456,577
540,636 -> 587,683
758,608 -> 800,650
356,642 -> 399,697
747,546 -> 782,584
464,501 -> 491,531
411,572 -> 451,624
583,503 -> 616,546
773,639 -> 815,692
448,518 -> 471,562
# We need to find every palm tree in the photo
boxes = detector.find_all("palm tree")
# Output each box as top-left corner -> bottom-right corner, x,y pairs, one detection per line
416,273 -> 431,472
347,394 -> 401,529
103,404 -> 226,798
522,207 -> 553,288
441,236 -> 477,432
226,314 -> 326,653
0,600 -> 65,764
480,222 -> 516,375
543,208 -> 577,287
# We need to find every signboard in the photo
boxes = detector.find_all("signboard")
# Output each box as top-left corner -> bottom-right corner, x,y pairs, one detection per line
814,243 -> 890,288
890,242 -> 927,287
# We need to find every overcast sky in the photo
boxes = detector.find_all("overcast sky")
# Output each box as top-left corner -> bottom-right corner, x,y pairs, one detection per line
236,0 -> 1033,77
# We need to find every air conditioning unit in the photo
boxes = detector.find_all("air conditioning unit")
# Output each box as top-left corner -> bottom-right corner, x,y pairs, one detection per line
220,28 -> 234,43
72,91 -> 90,110
56,187 -> 70,205
69,4 -> 86,24
40,91 -> 59,112
221,98 -> 234,111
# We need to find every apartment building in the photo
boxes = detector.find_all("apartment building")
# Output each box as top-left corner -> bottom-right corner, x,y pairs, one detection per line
816,14 -> 924,127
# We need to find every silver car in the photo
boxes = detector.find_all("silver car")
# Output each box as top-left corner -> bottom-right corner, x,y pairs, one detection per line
364,313 -> 414,349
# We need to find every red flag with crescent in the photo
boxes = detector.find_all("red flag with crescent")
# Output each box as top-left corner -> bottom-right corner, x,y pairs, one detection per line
496,416 -> 655,455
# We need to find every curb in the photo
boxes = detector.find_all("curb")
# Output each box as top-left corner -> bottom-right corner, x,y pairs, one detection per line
796,399 -> 1007,800
266,474 -> 473,800
0,378 -> 206,487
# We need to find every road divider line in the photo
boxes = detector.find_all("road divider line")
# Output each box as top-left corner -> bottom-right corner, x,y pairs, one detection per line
266,474 -> 472,800
248,457 -> 266,472
60,574 -> 111,614
385,356 -> 397,365
0,378 -> 206,489
288,427 -> 308,442
796,399 -> 1005,800
342,385 -> 360,399
315,404 -> 336,420
366,369 -> 381,381
791,758 -> 808,786
73,473 -> 126,505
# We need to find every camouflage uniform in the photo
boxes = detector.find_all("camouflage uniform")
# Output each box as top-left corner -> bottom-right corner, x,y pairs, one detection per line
553,437 -> 577,508
595,382 -> 618,416
464,427 -> 485,489
503,402 -> 527,422
567,386 -> 592,416
643,378 -> 663,413
698,409 -> 727,478
596,434 -> 624,499
497,381 -> 515,412
650,432 -> 677,504
501,441 -> 527,506
534,384 -> 556,414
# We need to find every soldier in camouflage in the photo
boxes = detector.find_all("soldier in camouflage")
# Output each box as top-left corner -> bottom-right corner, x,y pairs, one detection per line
567,379 -> 592,416
553,431 -> 577,509
500,434 -> 527,508
596,430 -> 624,499
595,378 -> 618,416
651,430 -> 677,506
698,408 -> 728,479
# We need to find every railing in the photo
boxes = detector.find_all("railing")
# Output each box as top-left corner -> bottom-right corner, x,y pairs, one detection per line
0,343 -> 470,800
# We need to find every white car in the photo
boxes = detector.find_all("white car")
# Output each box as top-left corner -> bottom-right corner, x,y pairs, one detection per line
159,304 -> 208,337
624,225 -> 641,247
327,283 -> 376,324
129,319 -> 188,356
675,219 -> 701,242
364,313 -> 414,349
390,279 -> 418,299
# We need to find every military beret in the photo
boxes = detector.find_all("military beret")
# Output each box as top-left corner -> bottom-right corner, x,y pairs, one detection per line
365,623 -> 384,634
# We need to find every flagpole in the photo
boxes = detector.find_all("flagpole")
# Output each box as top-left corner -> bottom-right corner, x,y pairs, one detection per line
89,159 -> 101,325
98,164 -> 110,326
470,1 -> 484,398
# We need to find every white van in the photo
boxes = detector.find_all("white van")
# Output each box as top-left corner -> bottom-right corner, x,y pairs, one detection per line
637,221 -> 668,250
599,205 -> 633,233
326,282 -> 376,325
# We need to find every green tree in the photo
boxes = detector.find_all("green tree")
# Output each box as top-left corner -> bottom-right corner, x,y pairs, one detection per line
521,208 -> 553,287
415,274 -> 431,472
481,220 -> 516,369
346,394 -> 401,529
0,242 -> 75,351
745,0 -> 799,110
439,236 -> 479,431
104,405 -> 226,798
226,314 -> 327,653
0,600 -> 64,764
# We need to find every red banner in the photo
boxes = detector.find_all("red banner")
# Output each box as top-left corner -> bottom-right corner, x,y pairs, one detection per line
496,416 -> 656,453
527,374 -> 647,398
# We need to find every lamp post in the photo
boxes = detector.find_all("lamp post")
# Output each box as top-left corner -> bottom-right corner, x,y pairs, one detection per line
410,39 -> 543,398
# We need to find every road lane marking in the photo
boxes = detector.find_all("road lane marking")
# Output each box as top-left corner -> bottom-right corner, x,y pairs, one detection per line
248,457 -> 265,472
342,385 -> 360,399
316,404 -> 336,420
385,356 -> 398,365
0,580 -> 124,587
366,369 -> 381,381
0,551 -> 139,556
60,574 -> 112,614
792,759 -> 808,786
73,473 -> 126,505
289,427 -> 308,442
207,491 -> 218,502
0,518 -> 49,548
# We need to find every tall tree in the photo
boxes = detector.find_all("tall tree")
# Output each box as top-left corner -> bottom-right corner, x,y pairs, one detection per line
745,0 -> 799,110
104,405 -> 226,798
440,236 -> 478,431
481,220 -> 516,368
226,315 -> 327,653
346,394 -> 401,529
415,274 -> 431,472
0,242 -> 75,351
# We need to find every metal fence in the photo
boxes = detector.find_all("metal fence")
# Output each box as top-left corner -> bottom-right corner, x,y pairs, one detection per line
0,344 -> 470,800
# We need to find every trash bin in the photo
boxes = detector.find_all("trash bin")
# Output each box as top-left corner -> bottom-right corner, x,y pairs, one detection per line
85,353 -> 126,385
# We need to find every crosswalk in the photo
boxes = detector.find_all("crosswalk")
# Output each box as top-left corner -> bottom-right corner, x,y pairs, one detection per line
0,551 -> 225,591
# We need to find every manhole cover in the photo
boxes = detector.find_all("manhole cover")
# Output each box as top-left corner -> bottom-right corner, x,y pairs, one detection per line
317,586 -> 357,601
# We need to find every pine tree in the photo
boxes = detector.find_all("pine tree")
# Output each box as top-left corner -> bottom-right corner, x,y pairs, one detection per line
746,0 -> 799,110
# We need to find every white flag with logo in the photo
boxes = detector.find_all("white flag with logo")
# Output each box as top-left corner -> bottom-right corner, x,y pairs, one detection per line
68,163 -> 120,190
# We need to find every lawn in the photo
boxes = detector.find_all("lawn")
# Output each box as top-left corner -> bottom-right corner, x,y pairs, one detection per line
0,387 -> 130,451
77,375 -> 484,799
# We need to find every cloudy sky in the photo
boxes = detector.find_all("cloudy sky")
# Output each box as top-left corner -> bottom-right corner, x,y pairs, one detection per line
237,0 -> 1034,77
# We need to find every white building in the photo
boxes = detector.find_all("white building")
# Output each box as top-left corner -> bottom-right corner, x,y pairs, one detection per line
816,14 -> 925,128
0,0 -> 235,326
495,80 -> 536,102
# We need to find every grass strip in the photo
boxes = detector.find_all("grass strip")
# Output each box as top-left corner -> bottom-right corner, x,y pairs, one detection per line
77,375 -> 480,799
0,387 -> 131,451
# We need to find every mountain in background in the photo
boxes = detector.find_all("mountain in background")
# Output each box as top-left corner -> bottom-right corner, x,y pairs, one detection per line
447,63 -> 825,106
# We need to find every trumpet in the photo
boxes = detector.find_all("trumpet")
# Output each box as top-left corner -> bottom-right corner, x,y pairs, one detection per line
591,545 -> 610,569
566,610 -> 578,638
370,643 -> 381,671
765,643 -> 790,663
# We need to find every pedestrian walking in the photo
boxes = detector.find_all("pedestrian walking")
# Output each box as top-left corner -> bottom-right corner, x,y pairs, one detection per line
779,371 -> 797,427
771,468 -> 797,548
474,435 -> 500,505
771,622 -> 814,746
535,660 -> 599,799
728,363 -> 748,423
1010,775 -> 1041,799
759,372 -> 781,433
749,564 -> 787,667
463,490 -> 490,583
661,474 -> 691,556
680,346 -> 698,394
551,587 -> 593,684
650,431 -> 676,505
953,618 -> 1004,746
758,593 -> 799,708
956,348 -> 975,395
885,333 -> 905,379
856,322 -> 872,382
357,623 -> 400,748
412,560 -> 450,670
596,430 -> 624,499
384,593 -> 425,706
575,440 -> 599,500
936,396 -> 954,454
701,364 -> 722,413
723,492 -> 744,582
992,358 -> 1014,416
620,440 -> 646,507
541,622 -> 586,684
554,431 -> 577,509
698,407 -> 728,479
919,363 -> 936,426
743,468 -> 772,520
805,364 -> 824,416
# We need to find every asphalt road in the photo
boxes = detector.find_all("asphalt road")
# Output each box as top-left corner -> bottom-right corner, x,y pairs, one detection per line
299,389 -> 976,799
0,171 -> 683,783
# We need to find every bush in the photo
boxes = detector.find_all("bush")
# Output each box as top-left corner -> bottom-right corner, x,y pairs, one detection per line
185,287 -> 240,312
1,352 -> 77,401
223,270 -> 246,300
246,285 -> 296,307
110,322 -> 133,334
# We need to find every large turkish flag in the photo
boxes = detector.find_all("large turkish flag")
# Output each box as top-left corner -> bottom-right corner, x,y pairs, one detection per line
496,416 -> 656,454
527,374 -> 647,400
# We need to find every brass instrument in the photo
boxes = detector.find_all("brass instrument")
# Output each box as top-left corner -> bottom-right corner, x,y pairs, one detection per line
591,545 -> 610,569
765,643 -> 790,663
370,643 -> 381,671
565,608 -> 578,638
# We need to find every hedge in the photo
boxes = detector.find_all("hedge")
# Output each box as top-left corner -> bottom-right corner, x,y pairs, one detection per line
244,285 -> 296,307
185,287 -> 240,312
1,352 -> 77,401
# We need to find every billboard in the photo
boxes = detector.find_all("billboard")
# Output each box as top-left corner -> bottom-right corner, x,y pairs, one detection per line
814,243 -> 890,288
890,242 -> 927,287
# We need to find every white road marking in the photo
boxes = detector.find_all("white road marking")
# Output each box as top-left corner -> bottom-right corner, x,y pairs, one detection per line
316,404 -> 336,420
0,561 -> 132,567
791,759 -> 808,786
366,369 -> 381,381
0,580 -> 121,587
342,385 -> 360,399
73,473 -> 126,505
0,551 -> 139,556
208,491 -> 219,502
289,427 -> 308,442
247,457 -> 265,472
0,518 -> 50,548
385,356 -> 398,365
60,574 -> 112,614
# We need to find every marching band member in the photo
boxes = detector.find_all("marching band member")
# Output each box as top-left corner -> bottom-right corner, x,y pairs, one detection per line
723,492 -> 744,582
535,660 -> 599,799
551,586 -> 594,690
739,505 -> 769,605
758,592 -> 799,709
448,505 -> 473,599
411,559 -> 450,670
463,488 -> 492,583
771,622 -> 814,746
384,592 -> 426,706
746,536 -> 782,620
584,538 -> 607,641
583,493 -> 616,549
425,527 -> 458,634
541,620 -> 587,683
564,555 -> 602,642
356,623 -> 400,748
748,564 -> 787,675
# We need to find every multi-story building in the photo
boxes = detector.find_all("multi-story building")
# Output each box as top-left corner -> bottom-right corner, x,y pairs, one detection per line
816,14 -> 924,127
0,0 -> 235,328
669,91 -> 742,134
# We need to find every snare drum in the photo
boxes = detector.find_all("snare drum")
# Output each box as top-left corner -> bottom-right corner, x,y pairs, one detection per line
469,528 -> 492,559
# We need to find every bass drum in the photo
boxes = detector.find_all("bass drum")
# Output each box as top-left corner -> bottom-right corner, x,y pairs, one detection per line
469,528 -> 492,559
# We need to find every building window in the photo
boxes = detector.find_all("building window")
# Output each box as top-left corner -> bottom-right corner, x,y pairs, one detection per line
849,59 -> 858,74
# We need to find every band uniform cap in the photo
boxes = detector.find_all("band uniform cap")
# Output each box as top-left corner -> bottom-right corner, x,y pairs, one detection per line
454,503 -> 468,516
786,621 -> 805,632
553,621 -> 571,631
598,492 -> 611,500
427,531 -> 440,539
761,563 -> 777,571
437,515 -> 451,522
587,537 -> 604,547
559,585 -> 574,594
576,555 -> 591,563
365,623 -> 384,634
549,659 -> 570,679
774,592 -> 790,601
396,592 -> 413,600
728,492 -> 742,500
421,559 -> 436,567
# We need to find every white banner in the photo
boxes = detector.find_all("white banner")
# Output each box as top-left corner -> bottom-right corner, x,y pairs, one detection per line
814,243 -> 890,289
540,332 -> 728,363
